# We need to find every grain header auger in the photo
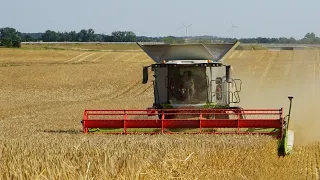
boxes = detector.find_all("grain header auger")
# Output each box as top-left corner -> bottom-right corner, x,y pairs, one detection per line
81,41 -> 294,156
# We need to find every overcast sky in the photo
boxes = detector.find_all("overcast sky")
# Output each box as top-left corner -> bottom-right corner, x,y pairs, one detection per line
1,0 -> 319,38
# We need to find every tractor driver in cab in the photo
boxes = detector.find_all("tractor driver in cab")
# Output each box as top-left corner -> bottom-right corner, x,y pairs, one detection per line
181,70 -> 195,101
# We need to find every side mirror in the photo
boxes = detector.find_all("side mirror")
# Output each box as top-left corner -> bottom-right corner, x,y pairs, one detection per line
142,66 -> 150,84
226,65 -> 232,83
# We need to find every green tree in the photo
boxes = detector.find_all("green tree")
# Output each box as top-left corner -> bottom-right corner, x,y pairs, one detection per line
21,34 -> 35,42
12,40 -> 21,48
300,32 -> 319,44
111,31 -> 136,42
163,36 -> 176,44
0,27 -> 21,47
111,31 -> 125,42
0,38 -> 12,47
93,34 -> 104,42
124,31 -> 136,42
163,36 -> 185,44
69,31 -> 77,41
103,35 -> 114,42
304,32 -> 316,39
197,39 -> 212,43
42,30 -> 59,42
77,29 -> 95,42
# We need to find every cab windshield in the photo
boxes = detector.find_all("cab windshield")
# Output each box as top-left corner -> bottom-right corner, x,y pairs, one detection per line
168,66 -> 207,104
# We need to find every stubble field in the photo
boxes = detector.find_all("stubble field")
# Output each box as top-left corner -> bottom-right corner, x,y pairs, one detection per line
0,45 -> 320,179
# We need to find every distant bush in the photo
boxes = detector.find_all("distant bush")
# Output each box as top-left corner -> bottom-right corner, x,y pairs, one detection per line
0,39 -> 21,48
0,27 -> 22,48
12,40 -> 21,48
1,38 -> 13,47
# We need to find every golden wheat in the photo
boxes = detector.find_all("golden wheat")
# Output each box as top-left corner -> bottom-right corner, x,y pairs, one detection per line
0,47 -> 320,179
0,134 -> 311,180
22,43 -> 140,51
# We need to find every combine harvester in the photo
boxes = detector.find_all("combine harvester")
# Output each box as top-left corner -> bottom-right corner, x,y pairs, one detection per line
81,41 -> 294,156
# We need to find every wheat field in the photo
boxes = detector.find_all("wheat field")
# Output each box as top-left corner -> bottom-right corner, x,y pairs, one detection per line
0,46 -> 320,179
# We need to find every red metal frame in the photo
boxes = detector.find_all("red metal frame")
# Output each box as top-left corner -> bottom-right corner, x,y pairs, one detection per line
82,108 -> 284,138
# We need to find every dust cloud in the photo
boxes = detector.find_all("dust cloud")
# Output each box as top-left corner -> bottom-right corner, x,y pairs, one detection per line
228,49 -> 320,145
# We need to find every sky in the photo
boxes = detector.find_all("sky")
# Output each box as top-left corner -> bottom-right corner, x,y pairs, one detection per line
1,0 -> 320,39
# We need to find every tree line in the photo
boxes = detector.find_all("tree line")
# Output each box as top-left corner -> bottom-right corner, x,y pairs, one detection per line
1,27 -> 320,48
214,32 -> 320,44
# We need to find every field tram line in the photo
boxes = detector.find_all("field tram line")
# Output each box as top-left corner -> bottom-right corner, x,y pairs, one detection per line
229,51 -> 238,59
301,49 -> 319,97
63,52 -> 98,63
121,52 -> 142,62
91,52 -> 110,62
280,50 -> 294,89
283,51 -> 294,77
313,60 -> 317,97
254,51 -> 278,97
238,51 -> 245,58
109,70 -> 153,100
88,70 -> 153,102
136,83 -> 153,95
316,49 -> 320,93
64,52 -> 89,62
126,81 -> 153,97
247,50 -> 269,78
74,52 -> 96,63
112,53 -> 130,62
245,50 -> 269,91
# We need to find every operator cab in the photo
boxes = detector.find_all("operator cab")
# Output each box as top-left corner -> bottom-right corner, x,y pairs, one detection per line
168,64 -> 207,104
139,41 -> 241,109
